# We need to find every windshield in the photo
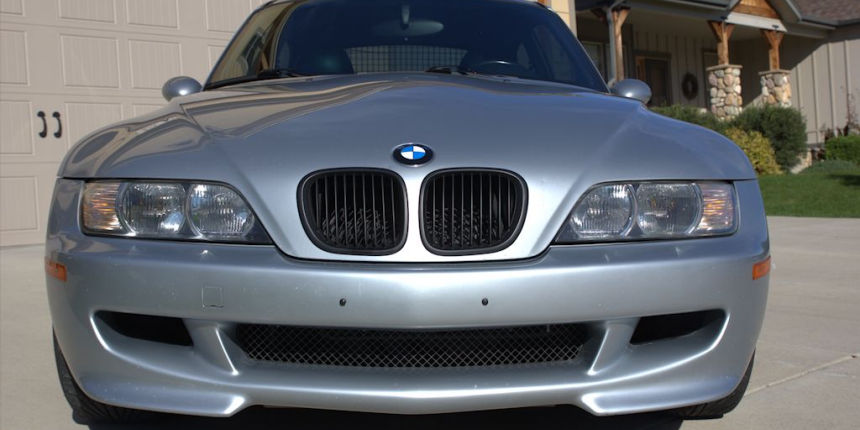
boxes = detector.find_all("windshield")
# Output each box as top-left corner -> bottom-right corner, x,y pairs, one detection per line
207,0 -> 607,91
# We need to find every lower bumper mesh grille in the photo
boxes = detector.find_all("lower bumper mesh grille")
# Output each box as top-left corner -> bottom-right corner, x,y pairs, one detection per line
236,324 -> 588,368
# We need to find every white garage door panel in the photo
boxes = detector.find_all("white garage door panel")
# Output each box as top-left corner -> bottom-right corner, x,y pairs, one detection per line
208,44 -> 227,69
1,0 -> 260,246
0,0 -> 24,16
0,176 -> 39,231
61,34 -> 121,88
59,0 -> 116,23
128,0 -> 179,29
205,0 -> 252,32
0,163 -> 58,246
0,28 -> 28,84
1,94 -> 72,163
0,100 -> 34,155
128,39 -> 182,89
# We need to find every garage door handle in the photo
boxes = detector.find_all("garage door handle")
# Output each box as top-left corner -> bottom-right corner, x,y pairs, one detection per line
52,112 -> 63,139
37,111 -> 48,138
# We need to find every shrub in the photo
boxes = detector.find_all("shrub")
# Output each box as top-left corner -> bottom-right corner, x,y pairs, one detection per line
651,104 -> 725,133
800,159 -> 858,174
731,106 -> 807,171
724,128 -> 782,175
825,135 -> 860,166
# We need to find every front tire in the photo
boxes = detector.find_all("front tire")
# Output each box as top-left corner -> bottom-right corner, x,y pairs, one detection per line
675,353 -> 754,419
53,333 -> 155,425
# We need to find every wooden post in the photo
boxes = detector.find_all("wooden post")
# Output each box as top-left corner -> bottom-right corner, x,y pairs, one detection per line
761,29 -> 784,70
612,8 -> 629,82
708,21 -> 735,65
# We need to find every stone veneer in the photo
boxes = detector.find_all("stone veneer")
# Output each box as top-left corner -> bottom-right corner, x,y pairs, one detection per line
707,64 -> 743,120
760,70 -> 792,107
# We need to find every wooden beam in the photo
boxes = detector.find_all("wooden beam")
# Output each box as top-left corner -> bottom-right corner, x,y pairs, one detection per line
708,21 -> 735,65
612,7 -> 629,82
761,29 -> 784,70
732,0 -> 779,19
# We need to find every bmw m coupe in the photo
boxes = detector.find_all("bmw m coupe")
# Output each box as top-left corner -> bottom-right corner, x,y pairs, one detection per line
45,0 -> 769,424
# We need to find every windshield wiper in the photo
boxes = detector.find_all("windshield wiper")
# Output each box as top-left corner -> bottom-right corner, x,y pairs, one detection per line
256,68 -> 306,79
206,68 -> 308,90
424,65 -> 524,81
425,65 -> 473,75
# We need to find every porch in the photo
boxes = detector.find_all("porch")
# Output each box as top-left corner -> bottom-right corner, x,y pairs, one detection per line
565,0 -> 860,149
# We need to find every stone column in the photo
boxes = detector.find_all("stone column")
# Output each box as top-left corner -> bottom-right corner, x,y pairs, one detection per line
707,64 -> 743,120
760,70 -> 791,107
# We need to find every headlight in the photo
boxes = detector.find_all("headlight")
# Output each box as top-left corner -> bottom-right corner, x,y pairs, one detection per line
188,184 -> 257,239
81,181 -> 270,244
555,181 -> 736,243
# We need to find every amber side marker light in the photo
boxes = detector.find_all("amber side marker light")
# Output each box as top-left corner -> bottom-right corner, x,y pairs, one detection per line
45,257 -> 67,282
753,256 -> 771,280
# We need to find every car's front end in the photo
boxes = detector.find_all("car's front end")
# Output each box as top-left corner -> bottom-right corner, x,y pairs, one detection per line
45,0 -> 769,423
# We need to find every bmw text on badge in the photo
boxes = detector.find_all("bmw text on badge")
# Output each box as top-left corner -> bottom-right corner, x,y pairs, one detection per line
394,143 -> 433,166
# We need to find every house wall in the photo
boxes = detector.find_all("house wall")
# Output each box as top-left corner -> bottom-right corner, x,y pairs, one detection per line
577,10 -> 859,148
789,25 -> 859,146
576,14 -> 718,108
733,24 -> 860,146
550,0 -> 578,34
631,27 -> 718,108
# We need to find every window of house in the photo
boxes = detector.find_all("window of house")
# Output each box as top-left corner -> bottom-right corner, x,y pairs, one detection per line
636,54 -> 672,107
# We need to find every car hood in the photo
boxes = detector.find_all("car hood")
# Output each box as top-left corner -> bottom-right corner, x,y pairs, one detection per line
61,73 -> 755,262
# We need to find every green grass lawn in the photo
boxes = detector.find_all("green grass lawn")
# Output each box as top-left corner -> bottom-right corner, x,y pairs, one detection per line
758,168 -> 860,217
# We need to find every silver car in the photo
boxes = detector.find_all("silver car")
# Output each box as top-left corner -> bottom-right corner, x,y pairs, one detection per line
45,0 -> 770,424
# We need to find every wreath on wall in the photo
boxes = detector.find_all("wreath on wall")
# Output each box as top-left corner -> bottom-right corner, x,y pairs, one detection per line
682,73 -> 699,100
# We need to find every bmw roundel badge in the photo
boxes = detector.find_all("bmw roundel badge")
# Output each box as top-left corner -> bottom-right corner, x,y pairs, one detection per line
394,143 -> 433,166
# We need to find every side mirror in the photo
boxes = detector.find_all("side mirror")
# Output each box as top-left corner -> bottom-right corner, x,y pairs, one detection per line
162,76 -> 202,101
611,79 -> 652,104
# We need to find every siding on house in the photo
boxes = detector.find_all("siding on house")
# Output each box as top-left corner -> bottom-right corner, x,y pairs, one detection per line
549,0 -> 578,34
733,24 -> 860,145
790,26 -> 860,146
631,29 -> 718,108
576,15 -> 719,108
577,9 -> 859,148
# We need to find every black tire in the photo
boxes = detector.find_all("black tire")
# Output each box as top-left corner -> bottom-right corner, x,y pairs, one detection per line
675,353 -> 755,419
53,333 -> 155,425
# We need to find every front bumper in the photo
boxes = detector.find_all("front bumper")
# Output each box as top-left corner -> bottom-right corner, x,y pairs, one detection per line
46,179 -> 769,417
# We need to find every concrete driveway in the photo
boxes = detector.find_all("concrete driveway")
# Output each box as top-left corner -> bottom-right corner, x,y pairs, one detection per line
2,216 -> 858,429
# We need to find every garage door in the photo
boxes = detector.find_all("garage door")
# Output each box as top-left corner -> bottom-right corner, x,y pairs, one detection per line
0,0 -> 265,246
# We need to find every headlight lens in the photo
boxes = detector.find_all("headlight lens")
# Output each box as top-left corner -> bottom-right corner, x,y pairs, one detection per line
119,183 -> 186,237
569,184 -> 634,239
555,181 -> 736,243
81,181 -> 270,244
635,183 -> 700,237
188,184 -> 256,239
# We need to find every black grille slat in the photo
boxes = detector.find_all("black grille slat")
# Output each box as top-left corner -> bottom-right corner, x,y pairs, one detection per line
236,324 -> 587,368
300,170 -> 406,254
422,170 -> 526,255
